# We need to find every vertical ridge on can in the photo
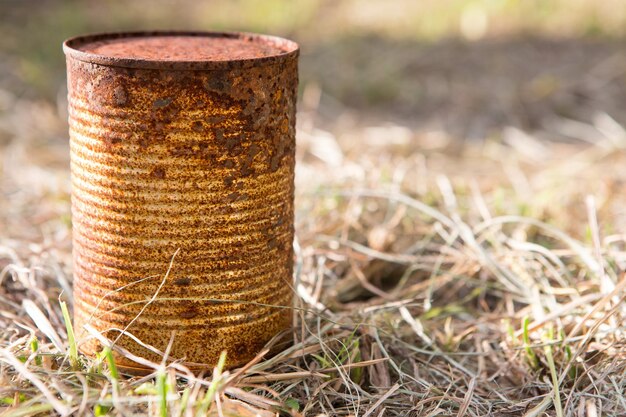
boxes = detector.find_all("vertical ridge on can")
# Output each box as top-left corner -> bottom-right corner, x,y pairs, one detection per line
63,31 -> 299,372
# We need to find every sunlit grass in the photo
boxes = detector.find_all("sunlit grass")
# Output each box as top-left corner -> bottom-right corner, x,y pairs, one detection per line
2,80 -> 626,414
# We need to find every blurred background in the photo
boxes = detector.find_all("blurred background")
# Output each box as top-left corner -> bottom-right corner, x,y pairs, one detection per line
2,0 -> 626,239
2,0 -> 626,136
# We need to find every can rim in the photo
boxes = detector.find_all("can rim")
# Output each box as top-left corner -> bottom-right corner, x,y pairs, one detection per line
63,30 -> 299,70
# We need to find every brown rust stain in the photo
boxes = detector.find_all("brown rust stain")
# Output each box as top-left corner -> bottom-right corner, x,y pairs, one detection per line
80,35 -> 286,61
64,31 -> 298,372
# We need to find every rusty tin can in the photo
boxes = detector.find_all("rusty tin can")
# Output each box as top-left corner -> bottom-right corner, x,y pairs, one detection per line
63,31 -> 298,372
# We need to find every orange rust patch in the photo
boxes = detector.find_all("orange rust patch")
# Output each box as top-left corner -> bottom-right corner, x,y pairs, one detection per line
80,35 -> 287,61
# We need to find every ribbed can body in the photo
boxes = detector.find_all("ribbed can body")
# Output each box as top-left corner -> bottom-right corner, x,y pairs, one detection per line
64,32 -> 298,371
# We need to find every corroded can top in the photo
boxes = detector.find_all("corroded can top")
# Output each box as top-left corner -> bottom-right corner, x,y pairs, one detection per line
63,31 -> 299,70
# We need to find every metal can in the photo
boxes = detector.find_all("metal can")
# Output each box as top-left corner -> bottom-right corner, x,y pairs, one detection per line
63,31 -> 298,372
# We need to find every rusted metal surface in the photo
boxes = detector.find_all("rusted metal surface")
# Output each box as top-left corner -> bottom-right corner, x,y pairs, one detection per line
63,31 -> 298,372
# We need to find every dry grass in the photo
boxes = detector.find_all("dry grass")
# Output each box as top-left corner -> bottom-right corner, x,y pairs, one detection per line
3,72 -> 626,415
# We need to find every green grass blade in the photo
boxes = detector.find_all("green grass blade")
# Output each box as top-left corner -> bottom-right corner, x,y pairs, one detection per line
522,316 -> 538,369
29,336 -> 41,366
59,300 -> 79,369
196,350 -> 227,416
156,369 -> 168,417
544,326 -> 563,417
103,347 -> 119,380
